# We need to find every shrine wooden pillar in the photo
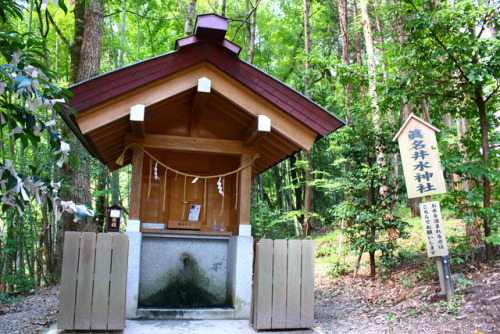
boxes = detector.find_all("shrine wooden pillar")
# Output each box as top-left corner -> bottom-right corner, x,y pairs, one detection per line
238,153 -> 252,235
128,147 -> 144,221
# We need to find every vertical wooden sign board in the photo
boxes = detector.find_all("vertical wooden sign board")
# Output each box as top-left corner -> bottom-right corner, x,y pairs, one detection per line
393,114 -> 447,199
393,114 -> 454,300
419,201 -> 448,257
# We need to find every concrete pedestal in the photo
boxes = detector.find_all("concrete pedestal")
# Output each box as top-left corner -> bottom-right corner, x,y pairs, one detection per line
124,224 -> 254,320
227,235 -> 253,318
125,230 -> 142,319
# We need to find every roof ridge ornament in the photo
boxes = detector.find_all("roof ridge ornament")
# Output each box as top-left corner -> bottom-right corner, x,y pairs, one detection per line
194,13 -> 228,40
174,14 -> 241,56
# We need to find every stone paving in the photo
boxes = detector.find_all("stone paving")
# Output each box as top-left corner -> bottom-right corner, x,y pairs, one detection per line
46,319 -> 317,334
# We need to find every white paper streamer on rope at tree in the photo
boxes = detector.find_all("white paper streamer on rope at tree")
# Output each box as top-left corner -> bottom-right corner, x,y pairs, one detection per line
0,82 -> 6,96
45,119 -> 56,127
6,126 -> 23,138
10,50 -> 22,68
41,0 -> 50,10
28,97 -> 42,112
33,123 -> 42,136
54,141 -> 70,167
48,98 -> 65,106
53,0 -> 59,6
41,0 -> 49,10
0,160 -> 28,215
60,201 -> 94,222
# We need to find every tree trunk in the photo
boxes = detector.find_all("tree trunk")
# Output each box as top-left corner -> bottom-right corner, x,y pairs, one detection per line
391,0 -> 412,120
61,0 -> 104,238
136,0 -> 140,58
338,0 -> 352,111
69,3 -> 85,85
360,0 -> 379,118
221,0 -> 226,17
303,149 -> 313,237
475,88 -> 493,260
246,0 -> 256,64
77,0 -> 105,82
352,0 -> 366,97
370,222 -> 376,277
95,168 -> 108,232
119,0 -> 127,68
184,0 -> 197,36
302,0 -> 313,237
374,0 -> 387,82
289,154 -> 303,222
443,113 -> 462,191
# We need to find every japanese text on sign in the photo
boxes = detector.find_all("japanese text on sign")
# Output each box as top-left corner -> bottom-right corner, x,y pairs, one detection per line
394,116 -> 447,199
409,129 -> 437,195
420,201 -> 448,257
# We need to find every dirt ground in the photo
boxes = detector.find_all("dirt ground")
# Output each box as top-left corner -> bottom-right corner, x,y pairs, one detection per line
0,285 -> 59,334
0,260 -> 499,334
314,259 -> 500,333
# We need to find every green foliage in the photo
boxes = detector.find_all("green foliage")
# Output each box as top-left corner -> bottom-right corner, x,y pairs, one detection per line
385,0 -> 500,255
0,0 -> 73,218
250,200 -> 298,239
420,262 -> 437,281
326,114 -> 410,275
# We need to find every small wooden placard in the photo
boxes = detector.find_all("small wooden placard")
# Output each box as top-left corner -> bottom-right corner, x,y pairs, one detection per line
141,223 -> 165,230
167,220 -> 201,230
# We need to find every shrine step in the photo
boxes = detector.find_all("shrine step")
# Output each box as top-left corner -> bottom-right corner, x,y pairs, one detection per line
136,307 -> 236,320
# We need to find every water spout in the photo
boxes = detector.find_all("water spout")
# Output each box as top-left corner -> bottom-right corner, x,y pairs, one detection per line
181,254 -> 192,283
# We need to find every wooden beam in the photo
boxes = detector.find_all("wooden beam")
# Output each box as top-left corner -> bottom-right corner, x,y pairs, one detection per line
130,104 -> 145,138
243,115 -> 271,147
238,153 -> 252,227
128,147 -> 144,220
190,77 -> 211,137
77,63 -> 207,135
125,133 -> 255,155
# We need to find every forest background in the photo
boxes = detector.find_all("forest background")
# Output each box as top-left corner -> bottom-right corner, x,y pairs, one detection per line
0,0 -> 498,294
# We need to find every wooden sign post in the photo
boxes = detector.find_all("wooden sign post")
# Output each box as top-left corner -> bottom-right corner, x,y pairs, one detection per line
394,114 -> 454,300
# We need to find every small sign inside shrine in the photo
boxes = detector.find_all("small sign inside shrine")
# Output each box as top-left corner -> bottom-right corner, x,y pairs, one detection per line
107,204 -> 122,232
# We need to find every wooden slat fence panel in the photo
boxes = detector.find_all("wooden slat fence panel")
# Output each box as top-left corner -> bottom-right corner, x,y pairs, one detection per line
108,234 -> 129,330
91,233 -> 112,329
286,239 -> 301,328
252,239 -> 315,330
271,240 -> 287,329
57,232 -> 80,330
300,240 -> 315,328
253,239 -> 273,329
58,232 -> 129,331
74,232 -> 96,330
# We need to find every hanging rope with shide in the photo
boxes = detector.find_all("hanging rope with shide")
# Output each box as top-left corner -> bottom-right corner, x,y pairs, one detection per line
116,142 -> 259,217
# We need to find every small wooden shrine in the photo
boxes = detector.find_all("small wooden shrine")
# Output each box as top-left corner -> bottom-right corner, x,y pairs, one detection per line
61,14 -> 343,320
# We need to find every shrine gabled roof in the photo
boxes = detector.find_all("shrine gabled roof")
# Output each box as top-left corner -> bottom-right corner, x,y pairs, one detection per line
61,13 -> 344,173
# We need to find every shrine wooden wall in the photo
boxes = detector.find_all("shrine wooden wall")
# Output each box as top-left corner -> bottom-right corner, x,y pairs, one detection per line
139,150 -> 240,234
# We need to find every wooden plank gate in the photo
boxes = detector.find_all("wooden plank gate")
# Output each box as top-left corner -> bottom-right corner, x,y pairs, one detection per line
58,232 -> 129,330
251,239 -> 315,330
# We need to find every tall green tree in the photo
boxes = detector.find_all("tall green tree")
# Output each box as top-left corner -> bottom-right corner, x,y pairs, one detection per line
389,0 -> 500,260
